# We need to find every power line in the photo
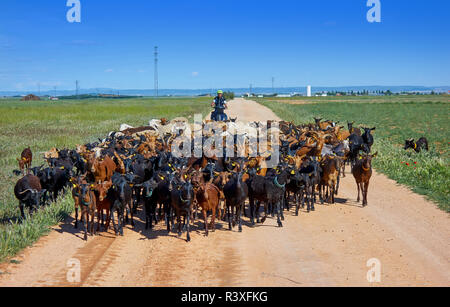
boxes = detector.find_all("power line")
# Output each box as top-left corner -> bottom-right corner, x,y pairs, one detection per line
154,46 -> 159,97
75,80 -> 79,98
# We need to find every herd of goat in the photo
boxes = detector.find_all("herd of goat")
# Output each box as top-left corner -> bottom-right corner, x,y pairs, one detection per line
12,117 -> 426,242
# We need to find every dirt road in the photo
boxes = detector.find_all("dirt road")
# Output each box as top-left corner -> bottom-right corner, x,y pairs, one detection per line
1,98 -> 449,287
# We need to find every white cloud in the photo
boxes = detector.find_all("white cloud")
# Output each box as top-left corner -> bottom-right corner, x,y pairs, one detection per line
191,71 -> 199,77
105,68 -> 114,73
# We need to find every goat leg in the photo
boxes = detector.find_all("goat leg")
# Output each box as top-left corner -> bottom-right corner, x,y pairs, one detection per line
203,210 -> 208,236
177,216 -> 182,237
227,205 -> 232,230
83,211 -> 88,241
74,206 -> 79,229
210,208 -> 216,232
19,202 -> 26,219
237,204 -> 243,233
110,208 -> 118,236
276,201 -> 283,228
186,214 -> 191,242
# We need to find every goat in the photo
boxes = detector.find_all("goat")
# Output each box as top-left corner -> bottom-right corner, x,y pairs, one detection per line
139,178 -> 159,230
77,183 -> 97,240
93,181 -> 114,232
17,147 -> 32,175
347,122 -> 361,136
361,127 -> 376,152
404,137 -> 429,153
195,183 -> 221,236
14,175 -> 46,219
352,152 -> 377,207
224,170 -> 248,232
169,177 -> 194,242
319,155 -> 340,204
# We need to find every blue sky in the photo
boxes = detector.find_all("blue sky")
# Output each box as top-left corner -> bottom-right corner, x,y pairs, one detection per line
1,0 -> 449,91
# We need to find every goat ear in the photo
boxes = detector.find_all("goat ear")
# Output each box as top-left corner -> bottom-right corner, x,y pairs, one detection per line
371,127 -> 376,131
372,152 -> 378,158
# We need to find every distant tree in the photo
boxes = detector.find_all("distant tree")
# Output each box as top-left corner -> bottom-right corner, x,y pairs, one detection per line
224,91 -> 235,101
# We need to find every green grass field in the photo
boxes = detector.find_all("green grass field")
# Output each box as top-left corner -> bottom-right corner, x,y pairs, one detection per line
0,97 -> 209,262
254,95 -> 450,212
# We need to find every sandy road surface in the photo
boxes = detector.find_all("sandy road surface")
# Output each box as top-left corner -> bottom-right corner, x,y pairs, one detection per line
0,98 -> 449,287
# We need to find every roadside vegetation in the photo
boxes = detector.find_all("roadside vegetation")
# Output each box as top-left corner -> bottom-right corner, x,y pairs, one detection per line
0,97 -> 209,262
254,95 -> 450,212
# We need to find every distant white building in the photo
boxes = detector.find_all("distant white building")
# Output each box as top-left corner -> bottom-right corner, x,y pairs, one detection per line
307,85 -> 312,97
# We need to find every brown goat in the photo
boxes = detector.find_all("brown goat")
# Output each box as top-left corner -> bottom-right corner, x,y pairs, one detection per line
94,181 -> 113,232
89,155 -> 116,183
319,155 -> 340,204
212,171 -> 230,220
352,152 -> 377,207
70,176 -> 87,229
73,182 -> 97,240
195,183 -> 221,236
17,147 -> 32,175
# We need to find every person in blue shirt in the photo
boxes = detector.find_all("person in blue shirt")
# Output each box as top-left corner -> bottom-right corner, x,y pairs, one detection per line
210,90 -> 228,121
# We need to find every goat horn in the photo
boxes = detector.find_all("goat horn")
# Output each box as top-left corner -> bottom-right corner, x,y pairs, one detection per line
19,189 -> 35,195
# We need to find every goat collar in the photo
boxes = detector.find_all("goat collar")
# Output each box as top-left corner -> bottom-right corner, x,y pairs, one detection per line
362,165 -> 371,172
145,190 -> 153,198
82,198 -> 92,207
274,176 -> 286,189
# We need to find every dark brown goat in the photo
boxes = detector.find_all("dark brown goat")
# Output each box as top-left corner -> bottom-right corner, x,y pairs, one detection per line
352,152 -> 377,207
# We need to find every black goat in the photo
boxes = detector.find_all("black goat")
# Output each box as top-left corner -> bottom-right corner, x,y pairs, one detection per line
224,171 -> 248,232
169,177 -> 194,242
14,175 -> 46,219
361,127 -> 376,152
111,173 -> 134,232
139,178 -> 159,230
404,137 -> 429,152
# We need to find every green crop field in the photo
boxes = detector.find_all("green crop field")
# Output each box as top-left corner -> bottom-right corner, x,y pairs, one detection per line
0,97 -> 209,262
253,95 -> 450,212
